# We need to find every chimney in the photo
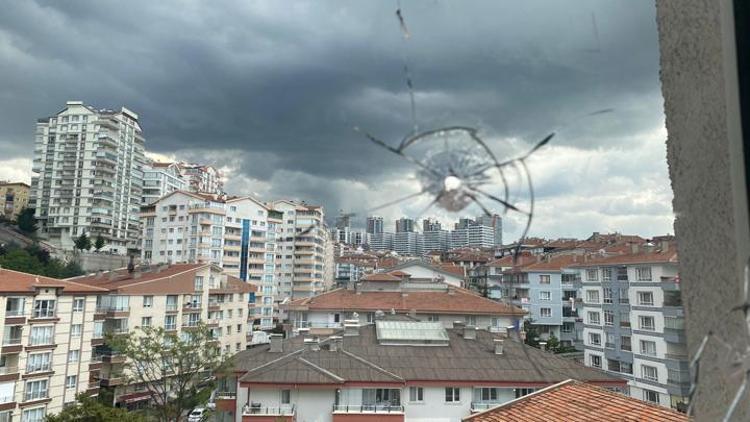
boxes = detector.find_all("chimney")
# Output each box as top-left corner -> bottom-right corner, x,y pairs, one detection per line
133,270 -> 142,279
346,280 -> 355,291
408,309 -> 417,319
343,319 -> 359,337
453,321 -> 466,332
494,339 -> 505,355
661,241 -> 669,253
329,336 -> 342,352
304,337 -> 320,352
95,270 -> 103,280
630,243 -> 640,254
464,325 -> 477,340
269,334 -> 283,353
108,271 -> 118,281
448,288 -> 455,296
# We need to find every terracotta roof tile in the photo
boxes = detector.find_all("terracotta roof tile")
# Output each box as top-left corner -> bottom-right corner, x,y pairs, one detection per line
285,287 -> 525,316
0,268 -> 108,294
463,379 -> 689,421
362,273 -> 402,282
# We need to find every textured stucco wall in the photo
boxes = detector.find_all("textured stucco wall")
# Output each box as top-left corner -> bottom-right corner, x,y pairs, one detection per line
657,0 -> 750,420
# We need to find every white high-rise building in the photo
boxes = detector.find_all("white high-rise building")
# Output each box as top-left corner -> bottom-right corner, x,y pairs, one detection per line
423,229 -> 450,253
178,163 -> 223,194
369,232 -> 394,251
269,200 -> 329,300
451,218 -> 496,249
366,216 -> 384,234
139,191 -> 277,329
142,162 -> 186,205
394,231 -> 423,256
30,101 -> 146,254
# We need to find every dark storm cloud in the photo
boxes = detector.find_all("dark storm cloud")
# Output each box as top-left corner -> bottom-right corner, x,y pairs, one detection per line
0,0 -> 668,235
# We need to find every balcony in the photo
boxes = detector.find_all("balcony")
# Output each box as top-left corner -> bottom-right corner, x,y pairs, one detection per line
31,309 -> 56,320
332,404 -> 404,421
242,404 -> 295,419
471,402 -> 503,412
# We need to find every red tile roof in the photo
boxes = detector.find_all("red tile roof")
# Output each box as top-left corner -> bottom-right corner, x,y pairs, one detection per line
570,248 -> 677,267
0,268 -> 107,294
362,273 -> 402,282
520,254 -> 583,272
284,287 -> 525,316
463,379 -> 689,422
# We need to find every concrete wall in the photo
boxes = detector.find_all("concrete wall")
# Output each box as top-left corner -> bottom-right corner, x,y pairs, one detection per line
657,0 -> 750,419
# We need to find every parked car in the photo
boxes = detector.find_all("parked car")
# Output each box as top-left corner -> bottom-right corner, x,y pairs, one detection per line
187,408 -> 207,422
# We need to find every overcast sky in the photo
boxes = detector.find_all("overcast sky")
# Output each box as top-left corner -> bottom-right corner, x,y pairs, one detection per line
0,0 -> 673,241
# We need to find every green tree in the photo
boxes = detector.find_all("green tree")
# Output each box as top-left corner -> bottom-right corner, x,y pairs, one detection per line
45,393 -> 144,422
106,323 -> 230,422
0,248 -> 45,274
545,334 -> 560,351
16,207 -> 37,234
523,320 -> 541,348
74,233 -> 92,251
94,235 -> 106,252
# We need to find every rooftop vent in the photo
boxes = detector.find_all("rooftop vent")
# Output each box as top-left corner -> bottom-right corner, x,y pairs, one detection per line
343,319 -> 360,337
303,337 -> 320,351
494,339 -> 505,355
329,336 -> 342,352
269,334 -> 283,353
464,325 -> 477,340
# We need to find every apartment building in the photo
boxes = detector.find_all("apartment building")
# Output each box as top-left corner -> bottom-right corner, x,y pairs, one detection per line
393,231 -> 422,256
70,263 -> 254,409
284,265 -> 517,336
422,229 -> 450,253
366,216 -> 384,234
139,191 -> 277,330
573,244 -> 688,411
141,162 -> 186,205
269,200 -> 328,300
178,163 -> 223,194
220,319 -> 624,422
370,232 -> 394,251
0,182 -> 30,221
30,101 -> 146,254
0,268 -> 107,422
451,219 -> 496,249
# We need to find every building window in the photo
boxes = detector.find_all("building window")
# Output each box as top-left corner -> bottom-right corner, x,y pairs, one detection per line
33,300 -> 56,318
638,316 -> 656,331
514,388 -> 535,398
409,386 -> 424,402
22,407 -> 45,422
65,375 -> 77,389
637,291 -> 654,306
25,379 -> 49,401
165,315 -> 176,330
474,387 -> 499,402
539,291 -> 551,301
585,290 -> 600,303
71,324 -> 82,338
72,298 -> 85,312
636,267 -> 652,281
640,340 -> 657,356
465,315 -> 477,326
281,389 -> 291,404
604,310 -> 614,326
26,352 -> 51,373
590,354 -> 602,368
587,311 -> 600,325
643,389 -> 659,403
641,365 -> 658,382
589,333 -> 601,346
540,308 -> 552,318
195,276 -> 204,291
362,388 -> 401,406
621,336 -> 632,351
539,275 -> 551,284
143,296 -> 153,308
29,326 -> 53,346
602,268 -> 612,281
603,288 -> 613,304
68,350 -> 80,362
586,269 -> 598,281
445,387 -> 461,403
141,317 -> 152,327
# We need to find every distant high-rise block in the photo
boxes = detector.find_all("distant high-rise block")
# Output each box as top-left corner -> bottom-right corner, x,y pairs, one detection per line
31,101 -> 146,254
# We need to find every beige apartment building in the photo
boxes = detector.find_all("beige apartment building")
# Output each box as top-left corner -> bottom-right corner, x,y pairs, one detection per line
140,191 -> 277,330
0,268 -> 107,422
269,200 -> 329,301
0,182 -> 30,221
69,263 -> 254,409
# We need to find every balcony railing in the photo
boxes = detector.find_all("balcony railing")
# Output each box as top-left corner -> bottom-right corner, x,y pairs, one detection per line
32,309 -> 56,319
471,402 -> 503,411
5,308 -> 24,317
0,395 -> 14,404
242,404 -> 295,416
2,335 -> 22,346
166,304 -> 178,311
24,390 -> 48,402
295,321 -> 342,329
0,366 -> 18,375
215,391 -> 236,399
26,364 -> 51,373
332,404 -> 404,413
